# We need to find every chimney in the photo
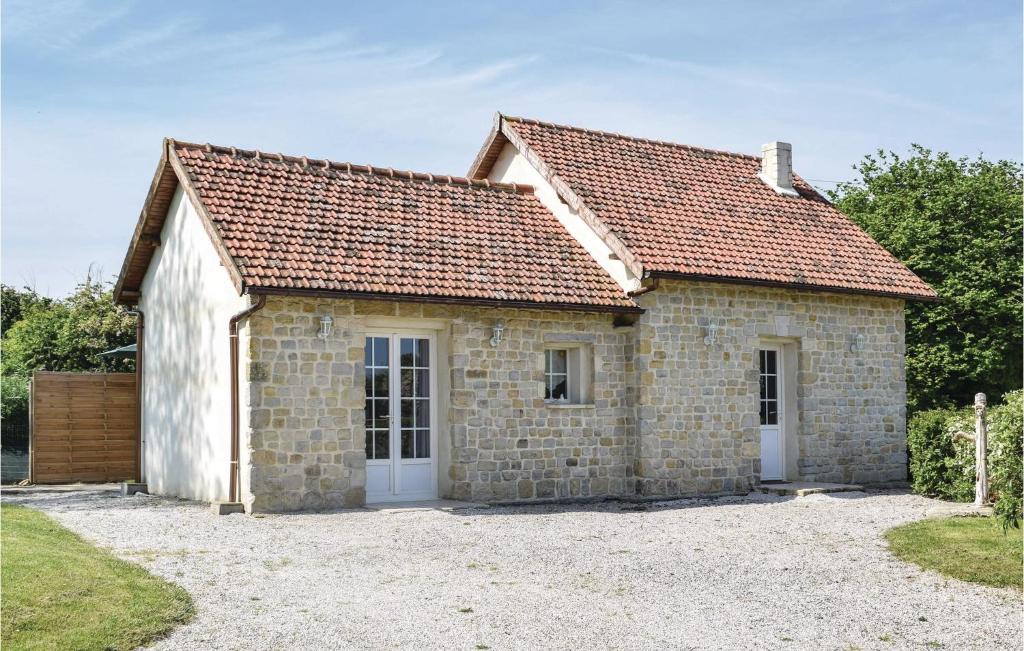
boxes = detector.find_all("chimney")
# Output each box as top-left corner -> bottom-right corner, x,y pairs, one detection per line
759,141 -> 799,197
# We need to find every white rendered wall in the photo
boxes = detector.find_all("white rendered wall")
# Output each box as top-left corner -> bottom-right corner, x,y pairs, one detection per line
139,186 -> 247,503
487,144 -> 639,293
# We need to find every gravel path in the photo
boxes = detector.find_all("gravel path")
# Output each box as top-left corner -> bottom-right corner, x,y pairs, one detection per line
4,487 -> 1020,650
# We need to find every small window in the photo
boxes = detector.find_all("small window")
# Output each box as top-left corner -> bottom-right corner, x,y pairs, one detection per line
543,345 -> 593,405
545,349 -> 569,401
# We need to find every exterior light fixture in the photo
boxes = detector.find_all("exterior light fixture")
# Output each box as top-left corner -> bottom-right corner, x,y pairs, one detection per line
850,332 -> 865,353
317,315 -> 334,340
703,323 -> 719,347
490,320 -> 505,347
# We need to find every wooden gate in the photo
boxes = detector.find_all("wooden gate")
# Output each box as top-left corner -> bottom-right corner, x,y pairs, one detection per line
30,372 -> 138,484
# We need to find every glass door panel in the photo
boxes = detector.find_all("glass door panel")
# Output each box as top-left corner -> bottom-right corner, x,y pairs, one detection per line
365,336 -> 393,500
399,338 -> 430,461
365,334 -> 435,502
364,337 -> 390,460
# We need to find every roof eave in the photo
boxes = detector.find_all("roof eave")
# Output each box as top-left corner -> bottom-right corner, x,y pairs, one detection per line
647,271 -> 940,303
245,285 -> 645,314
467,112 -> 508,180
113,140 -> 175,304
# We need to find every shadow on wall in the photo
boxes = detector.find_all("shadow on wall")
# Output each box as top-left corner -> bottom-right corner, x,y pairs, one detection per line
143,195 -> 238,503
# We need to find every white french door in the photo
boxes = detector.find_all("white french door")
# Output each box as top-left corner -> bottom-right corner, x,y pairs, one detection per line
364,333 -> 437,502
759,347 -> 785,481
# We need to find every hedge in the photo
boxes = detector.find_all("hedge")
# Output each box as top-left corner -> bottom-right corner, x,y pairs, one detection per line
908,390 -> 1023,530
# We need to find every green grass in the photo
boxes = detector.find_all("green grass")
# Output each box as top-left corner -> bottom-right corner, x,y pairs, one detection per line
1,504 -> 194,650
885,516 -> 1023,590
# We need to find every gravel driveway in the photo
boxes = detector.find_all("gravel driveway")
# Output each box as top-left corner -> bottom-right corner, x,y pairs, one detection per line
4,487 -> 1020,650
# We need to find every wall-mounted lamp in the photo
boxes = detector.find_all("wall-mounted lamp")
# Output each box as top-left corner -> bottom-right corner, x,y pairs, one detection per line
849,332 -> 865,353
703,323 -> 720,347
317,315 -> 334,340
490,320 -> 505,347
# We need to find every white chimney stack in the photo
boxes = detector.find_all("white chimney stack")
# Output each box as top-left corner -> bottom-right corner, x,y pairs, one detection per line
759,141 -> 799,197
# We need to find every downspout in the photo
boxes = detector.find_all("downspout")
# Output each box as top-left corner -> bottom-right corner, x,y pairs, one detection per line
127,309 -> 145,483
228,294 -> 266,503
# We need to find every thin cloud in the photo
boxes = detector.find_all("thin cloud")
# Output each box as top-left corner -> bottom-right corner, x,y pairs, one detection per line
85,24 -> 385,70
617,51 -> 781,93
611,48 -> 987,126
87,18 -> 198,61
404,55 -> 541,89
2,0 -> 134,49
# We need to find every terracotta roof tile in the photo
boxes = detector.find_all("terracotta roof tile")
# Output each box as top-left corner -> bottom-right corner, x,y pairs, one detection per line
171,141 -> 638,310
497,117 -> 937,300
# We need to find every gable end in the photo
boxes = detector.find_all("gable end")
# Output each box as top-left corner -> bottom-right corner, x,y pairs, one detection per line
470,114 -> 646,283
114,139 -> 244,304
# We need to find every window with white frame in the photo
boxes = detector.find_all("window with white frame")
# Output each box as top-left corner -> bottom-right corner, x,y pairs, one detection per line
545,349 -> 570,401
543,344 -> 593,404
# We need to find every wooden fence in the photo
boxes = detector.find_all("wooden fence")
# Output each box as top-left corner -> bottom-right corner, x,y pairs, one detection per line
31,372 -> 138,484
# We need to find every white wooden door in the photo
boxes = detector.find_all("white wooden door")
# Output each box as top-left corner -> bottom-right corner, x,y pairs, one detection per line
364,333 -> 437,502
758,347 -> 785,481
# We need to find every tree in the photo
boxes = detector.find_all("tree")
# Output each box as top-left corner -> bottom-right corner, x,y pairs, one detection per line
1,278 -> 136,377
1,284 -> 51,337
830,146 -> 1023,412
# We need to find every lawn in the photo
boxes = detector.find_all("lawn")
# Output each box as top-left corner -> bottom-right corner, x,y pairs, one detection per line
885,516 -> 1023,590
1,503 -> 193,651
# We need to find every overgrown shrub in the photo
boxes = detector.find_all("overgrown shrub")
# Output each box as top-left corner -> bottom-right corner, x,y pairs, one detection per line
908,390 -> 1023,531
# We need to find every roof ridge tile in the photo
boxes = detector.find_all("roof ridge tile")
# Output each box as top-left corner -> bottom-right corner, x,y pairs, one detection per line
502,115 -> 761,160
171,139 -> 535,195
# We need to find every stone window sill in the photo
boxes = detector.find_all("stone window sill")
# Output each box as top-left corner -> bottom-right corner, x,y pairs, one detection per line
544,402 -> 595,409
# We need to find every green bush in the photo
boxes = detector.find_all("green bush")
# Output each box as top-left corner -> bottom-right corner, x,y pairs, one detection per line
988,391 -> 1022,530
907,407 -> 972,501
908,390 -> 1023,531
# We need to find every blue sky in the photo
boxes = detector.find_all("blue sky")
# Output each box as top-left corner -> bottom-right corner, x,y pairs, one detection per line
3,0 -> 1021,297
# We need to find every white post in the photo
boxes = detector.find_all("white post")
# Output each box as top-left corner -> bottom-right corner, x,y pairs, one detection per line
974,393 -> 988,506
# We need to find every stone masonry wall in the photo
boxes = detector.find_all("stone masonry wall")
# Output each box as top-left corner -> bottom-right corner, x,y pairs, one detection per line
242,297 -> 634,511
447,307 -> 634,502
632,280 -> 907,496
243,297 -> 366,512
241,283 -> 906,511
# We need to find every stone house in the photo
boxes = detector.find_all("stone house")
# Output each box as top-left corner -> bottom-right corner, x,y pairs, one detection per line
113,114 -> 936,512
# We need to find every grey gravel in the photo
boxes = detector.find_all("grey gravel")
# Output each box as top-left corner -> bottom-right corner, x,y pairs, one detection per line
4,487 -> 1020,650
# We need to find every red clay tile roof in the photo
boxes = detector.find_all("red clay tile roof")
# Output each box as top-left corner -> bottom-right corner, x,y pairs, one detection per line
151,141 -> 638,311
473,116 -> 936,301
